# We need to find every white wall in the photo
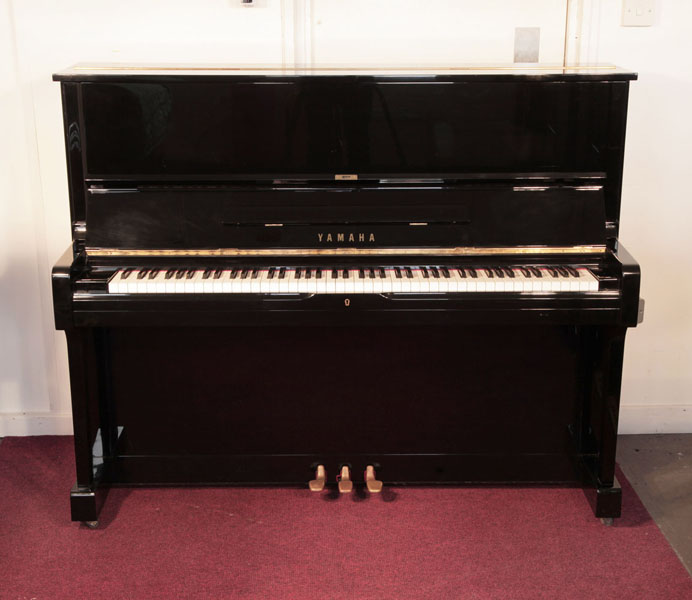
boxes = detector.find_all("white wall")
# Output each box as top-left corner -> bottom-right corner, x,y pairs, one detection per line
0,0 -> 690,435
592,0 -> 692,433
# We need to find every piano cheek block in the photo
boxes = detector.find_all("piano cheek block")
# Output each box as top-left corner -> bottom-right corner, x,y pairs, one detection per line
52,65 -> 641,523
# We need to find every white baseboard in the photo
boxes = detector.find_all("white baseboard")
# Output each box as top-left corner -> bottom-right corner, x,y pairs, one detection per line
1,405 -> 690,437
0,412 -> 73,436
618,404 -> 692,434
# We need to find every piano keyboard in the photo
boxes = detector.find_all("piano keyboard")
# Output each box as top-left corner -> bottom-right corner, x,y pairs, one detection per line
107,266 -> 599,294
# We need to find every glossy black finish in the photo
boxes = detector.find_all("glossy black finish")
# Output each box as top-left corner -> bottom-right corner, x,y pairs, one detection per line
51,68 -> 642,522
85,185 -> 606,250
79,80 -> 614,178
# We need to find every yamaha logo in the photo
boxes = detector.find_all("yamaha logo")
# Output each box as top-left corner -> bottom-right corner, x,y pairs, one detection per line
317,232 -> 376,243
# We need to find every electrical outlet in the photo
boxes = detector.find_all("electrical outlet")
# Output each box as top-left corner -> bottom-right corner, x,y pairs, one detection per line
622,0 -> 654,27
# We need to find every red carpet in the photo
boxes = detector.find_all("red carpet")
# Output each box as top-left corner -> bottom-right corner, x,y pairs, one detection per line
0,437 -> 690,599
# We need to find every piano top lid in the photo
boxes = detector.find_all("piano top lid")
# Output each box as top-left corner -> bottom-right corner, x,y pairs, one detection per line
53,63 -> 638,82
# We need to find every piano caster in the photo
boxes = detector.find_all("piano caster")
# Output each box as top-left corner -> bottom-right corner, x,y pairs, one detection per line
309,465 -> 327,492
82,521 -> 99,529
364,465 -> 383,493
337,465 -> 353,494
600,518 -> 614,527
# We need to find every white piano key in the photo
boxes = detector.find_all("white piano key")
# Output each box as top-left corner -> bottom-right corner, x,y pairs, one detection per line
250,270 -> 263,293
277,271 -> 289,293
315,271 -> 328,294
384,270 -> 396,293
227,270 -> 238,293
267,271 -> 281,293
372,271 -> 384,294
201,271 -> 215,293
306,270 -> 318,294
325,271 -> 336,293
287,270 -> 299,293
256,270 -> 268,293
391,270 -> 403,293
211,271 -> 225,293
449,271 -> 462,292
351,271 -> 365,294
428,270 -> 440,292
239,271 -> 252,293
182,270 -> 197,293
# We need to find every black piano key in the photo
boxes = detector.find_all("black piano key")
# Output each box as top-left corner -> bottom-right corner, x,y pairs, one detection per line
268,268 -> 275,280
165,269 -> 175,280
122,268 -> 134,280
566,266 -> 579,277
485,268 -> 493,278
368,268 -> 375,279
457,267 -> 467,278
530,266 -> 542,278
441,267 -> 450,278
343,269 -> 349,279
431,267 -> 440,278
519,267 -> 531,277
556,266 -> 569,278
279,268 -> 286,279
395,267 -> 402,279
379,267 -> 386,278
316,269 -> 322,279
186,269 -> 195,279
137,269 -> 148,279
230,269 -> 239,279
405,267 -> 413,279
305,268 -> 311,279
175,269 -> 186,280
547,267 -> 559,278
332,269 -> 338,279
202,269 -> 212,280
295,268 -> 301,280
421,267 -> 429,279
252,268 -> 259,279
503,267 -> 515,278
493,267 -> 504,278
213,269 -> 223,280
359,268 -> 365,279
241,268 -> 250,279
468,268 -> 478,278
148,269 -> 159,279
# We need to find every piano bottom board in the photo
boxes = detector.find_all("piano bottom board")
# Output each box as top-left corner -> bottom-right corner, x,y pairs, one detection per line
94,323 -> 594,485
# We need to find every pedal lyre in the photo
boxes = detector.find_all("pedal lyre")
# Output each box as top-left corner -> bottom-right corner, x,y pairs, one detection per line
338,465 -> 353,494
365,465 -> 383,493
309,465 -> 326,492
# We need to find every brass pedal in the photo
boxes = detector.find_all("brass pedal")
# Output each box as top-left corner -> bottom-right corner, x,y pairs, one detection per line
365,465 -> 383,493
338,465 -> 353,494
309,464 -> 326,492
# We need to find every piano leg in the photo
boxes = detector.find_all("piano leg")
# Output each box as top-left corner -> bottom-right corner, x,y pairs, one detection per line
65,328 -> 114,525
575,326 -> 628,520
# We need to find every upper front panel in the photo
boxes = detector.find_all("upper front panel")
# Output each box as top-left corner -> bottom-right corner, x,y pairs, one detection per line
79,79 -> 626,181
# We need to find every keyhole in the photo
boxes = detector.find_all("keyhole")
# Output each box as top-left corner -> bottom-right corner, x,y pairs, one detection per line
344,298 -> 351,307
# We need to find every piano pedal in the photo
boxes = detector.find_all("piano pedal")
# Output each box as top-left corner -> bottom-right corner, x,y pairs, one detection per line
309,465 -> 327,492
364,465 -> 383,493
337,465 -> 353,494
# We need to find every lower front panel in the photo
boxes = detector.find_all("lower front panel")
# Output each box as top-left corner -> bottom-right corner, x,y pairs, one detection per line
95,324 -> 589,485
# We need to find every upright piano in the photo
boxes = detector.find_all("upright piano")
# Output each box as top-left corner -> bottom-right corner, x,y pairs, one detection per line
52,65 -> 642,526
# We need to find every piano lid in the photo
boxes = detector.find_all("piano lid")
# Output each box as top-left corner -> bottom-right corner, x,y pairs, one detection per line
53,63 -> 638,82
